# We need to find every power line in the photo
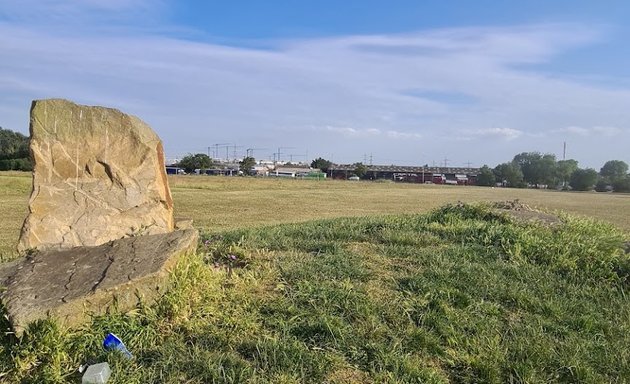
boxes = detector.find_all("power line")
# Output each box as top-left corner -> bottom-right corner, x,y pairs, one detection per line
231,145 -> 244,161
276,146 -> 295,163
287,153 -> 306,163
212,143 -> 230,159
246,147 -> 267,158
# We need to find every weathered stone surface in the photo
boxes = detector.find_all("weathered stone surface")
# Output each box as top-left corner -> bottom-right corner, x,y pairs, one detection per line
18,99 -> 174,252
174,217 -> 194,230
1,229 -> 198,334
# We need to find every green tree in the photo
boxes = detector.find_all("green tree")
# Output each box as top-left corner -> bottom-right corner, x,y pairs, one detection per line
0,127 -> 29,160
353,162 -> 367,179
0,158 -> 32,171
612,176 -> 630,193
555,159 -> 578,188
512,152 -> 557,187
595,179 -> 610,192
476,165 -> 496,186
177,153 -> 214,174
569,168 -> 598,191
600,160 -> 628,183
494,162 -> 524,187
0,127 -> 31,171
239,156 -> 256,176
311,157 -> 333,173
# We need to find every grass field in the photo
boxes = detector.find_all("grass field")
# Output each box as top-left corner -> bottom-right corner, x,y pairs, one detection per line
1,172 -> 629,382
1,172 -> 629,259
1,203 -> 628,382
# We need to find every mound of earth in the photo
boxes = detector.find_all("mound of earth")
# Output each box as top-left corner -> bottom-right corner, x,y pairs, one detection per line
492,200 -> 562,226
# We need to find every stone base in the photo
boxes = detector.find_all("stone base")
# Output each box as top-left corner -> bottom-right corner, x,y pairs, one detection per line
0,229 -> 198,334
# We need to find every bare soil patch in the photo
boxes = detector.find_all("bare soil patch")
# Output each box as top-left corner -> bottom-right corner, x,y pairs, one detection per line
492,199 -> 563,226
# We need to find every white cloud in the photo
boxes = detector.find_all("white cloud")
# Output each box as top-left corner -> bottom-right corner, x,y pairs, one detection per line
314,125 -> 422,140
319,126 -> 420,141
0,2 -> 629,167
323,126 -> 361,137
461,127 -> 524,141
555,126 -> 590,136
592,126 -> 623,136
554,125 -> 623,137
0,0 -> 164,21
385,130 -> 422,140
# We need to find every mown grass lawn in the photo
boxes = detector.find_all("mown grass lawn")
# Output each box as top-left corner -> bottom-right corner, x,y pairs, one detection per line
1,203 -> 628,383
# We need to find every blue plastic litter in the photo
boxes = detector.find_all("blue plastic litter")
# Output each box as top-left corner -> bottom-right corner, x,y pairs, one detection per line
103,333 -> 133,359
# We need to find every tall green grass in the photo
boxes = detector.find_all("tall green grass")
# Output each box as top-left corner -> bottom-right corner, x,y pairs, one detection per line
1,203 -> 628,383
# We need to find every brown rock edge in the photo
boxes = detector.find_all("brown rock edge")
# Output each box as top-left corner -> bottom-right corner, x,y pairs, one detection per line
0,228 -> 198,334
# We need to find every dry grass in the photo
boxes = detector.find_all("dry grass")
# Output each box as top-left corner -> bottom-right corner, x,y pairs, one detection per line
169,175 -> 630,233
0,172 -> 31,261
1,172 -> 629,259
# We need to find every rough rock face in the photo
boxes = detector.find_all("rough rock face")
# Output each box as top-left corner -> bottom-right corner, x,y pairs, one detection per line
18,99 -> 174,252
1,229 -> 198,333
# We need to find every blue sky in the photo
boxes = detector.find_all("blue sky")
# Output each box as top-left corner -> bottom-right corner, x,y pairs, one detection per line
1,0 -> 629,168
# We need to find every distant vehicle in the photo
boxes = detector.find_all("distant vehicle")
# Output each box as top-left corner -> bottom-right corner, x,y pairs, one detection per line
432,174 -> 446,184
348,175 -> 360,181
269,171 -> 296,178
165,166 -> 185,175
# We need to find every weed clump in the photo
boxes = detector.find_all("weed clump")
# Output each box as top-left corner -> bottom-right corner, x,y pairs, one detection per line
427,202 -> 628,283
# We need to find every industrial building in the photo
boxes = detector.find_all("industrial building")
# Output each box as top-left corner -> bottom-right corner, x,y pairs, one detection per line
329,165 -> 480,185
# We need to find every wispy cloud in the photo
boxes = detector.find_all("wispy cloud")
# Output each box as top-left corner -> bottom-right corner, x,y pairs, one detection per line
554,125 -> 624,137
555,126 -> 590,136
318,126 -> 421,140
460,127 -> 524,141
0,0 -> 165,23
0,1 -> 629,167
321,126 -> 381,137
386,130 -> 422,140
592,126 -> 623,136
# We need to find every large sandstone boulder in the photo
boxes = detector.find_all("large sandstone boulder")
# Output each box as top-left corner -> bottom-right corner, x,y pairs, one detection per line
18,99 -> 174,252
1,229 -> 198,334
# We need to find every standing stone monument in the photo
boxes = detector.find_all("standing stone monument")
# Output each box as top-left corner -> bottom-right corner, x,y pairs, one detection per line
18,99 -> 174,252
0,99 -> 198,334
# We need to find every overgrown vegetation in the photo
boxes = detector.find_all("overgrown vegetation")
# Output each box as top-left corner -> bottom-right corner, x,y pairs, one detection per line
1,203 -> 628,383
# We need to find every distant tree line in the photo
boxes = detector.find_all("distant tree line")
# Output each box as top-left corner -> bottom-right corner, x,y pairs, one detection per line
311,158 -> 372,179
477,152 -> 630,192
7,132 -> 620,192
175,153 -> 258,176
0,127 -> 32,171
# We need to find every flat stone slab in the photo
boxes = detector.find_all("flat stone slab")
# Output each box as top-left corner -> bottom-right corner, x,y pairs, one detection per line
1,229 -> 198,334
